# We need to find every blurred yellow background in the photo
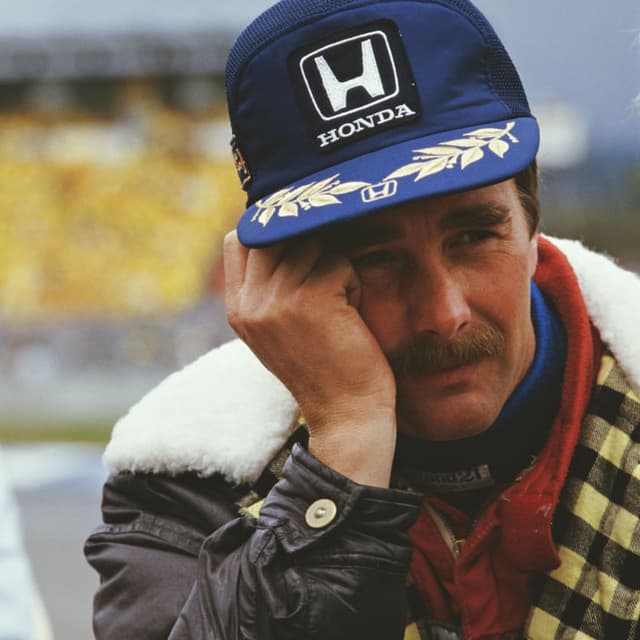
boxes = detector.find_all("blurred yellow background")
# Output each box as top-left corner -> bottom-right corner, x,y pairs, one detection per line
0,83 -> 243,322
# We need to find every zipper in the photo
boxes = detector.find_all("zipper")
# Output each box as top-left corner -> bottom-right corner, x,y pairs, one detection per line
423,501 -> 465,559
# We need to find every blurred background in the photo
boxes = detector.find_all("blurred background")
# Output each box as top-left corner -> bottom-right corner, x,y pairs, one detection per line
0,1 -> 638,638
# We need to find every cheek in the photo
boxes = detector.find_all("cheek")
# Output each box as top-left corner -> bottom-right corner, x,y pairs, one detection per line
472,255 -> 532,334
485,261 -> 535,369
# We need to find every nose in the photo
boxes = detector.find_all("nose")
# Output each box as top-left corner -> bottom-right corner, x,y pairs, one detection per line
408,261 -> 471,341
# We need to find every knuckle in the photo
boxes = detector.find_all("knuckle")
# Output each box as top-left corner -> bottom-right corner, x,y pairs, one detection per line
235,296 -> 267,330
223,230 -> 238,248
225,305 -> 240,329
226,292 -> 255,329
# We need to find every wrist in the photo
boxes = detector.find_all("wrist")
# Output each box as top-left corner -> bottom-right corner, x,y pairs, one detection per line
307,412 -> 397,488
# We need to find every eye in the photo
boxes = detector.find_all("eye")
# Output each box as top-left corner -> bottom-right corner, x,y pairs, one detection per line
452,229 -> 495,247
351,249 -> 399,270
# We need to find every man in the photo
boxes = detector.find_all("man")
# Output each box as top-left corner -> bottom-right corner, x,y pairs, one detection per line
85,1 -> 640,638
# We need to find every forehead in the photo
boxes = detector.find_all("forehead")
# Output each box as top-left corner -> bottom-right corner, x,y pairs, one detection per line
321,179 -> 521,249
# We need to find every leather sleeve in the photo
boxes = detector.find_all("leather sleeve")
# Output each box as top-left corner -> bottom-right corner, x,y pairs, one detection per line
85,444 -> 421,639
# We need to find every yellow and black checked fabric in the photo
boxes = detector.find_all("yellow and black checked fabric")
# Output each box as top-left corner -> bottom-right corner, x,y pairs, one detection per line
527,355 -> 640,640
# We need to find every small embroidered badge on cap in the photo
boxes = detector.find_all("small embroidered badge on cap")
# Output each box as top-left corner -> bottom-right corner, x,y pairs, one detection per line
290,20 -> 421,152
231,135 -> 252,188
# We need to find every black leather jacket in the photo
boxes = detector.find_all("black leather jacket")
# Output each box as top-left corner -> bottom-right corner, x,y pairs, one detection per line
85,444 -> 421,639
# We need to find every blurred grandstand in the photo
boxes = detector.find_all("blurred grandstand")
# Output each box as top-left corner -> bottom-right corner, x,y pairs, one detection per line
0,3 -> 271,429
0,0 -> 638,431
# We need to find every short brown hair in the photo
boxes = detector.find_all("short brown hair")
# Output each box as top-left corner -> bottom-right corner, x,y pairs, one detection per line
514,159 -> 540,235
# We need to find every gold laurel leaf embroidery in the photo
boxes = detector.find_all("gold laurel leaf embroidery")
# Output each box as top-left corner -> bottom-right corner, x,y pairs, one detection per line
416,157 -> 449,180
278,202 -> 299,218
414,145 -> 462,157
385,122 -> 518,184
280,184 -> 313,204
385,162 -> 429,181
466,122 -> 516,138
252,175 -> 371,226
260,188 -> 291,208
460,147 -> 484,169
258,207 -> 276,226
300,174 -> 340,199
489,139 -> 509,158
441,138 -> 484,148
465,128 -> 506,138
308,193 -> 341,207
329,181 -> 371,195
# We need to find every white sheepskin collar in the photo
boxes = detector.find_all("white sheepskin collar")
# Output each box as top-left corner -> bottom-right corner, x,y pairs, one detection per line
104,237 -> 640,484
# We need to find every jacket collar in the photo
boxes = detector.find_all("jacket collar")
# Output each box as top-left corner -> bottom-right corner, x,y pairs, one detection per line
104,236 -> 640,484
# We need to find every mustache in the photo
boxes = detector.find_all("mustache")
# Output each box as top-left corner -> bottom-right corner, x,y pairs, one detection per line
387,323 -> 505,377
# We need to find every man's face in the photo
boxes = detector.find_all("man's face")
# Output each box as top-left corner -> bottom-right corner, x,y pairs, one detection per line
326,179 -> 538,441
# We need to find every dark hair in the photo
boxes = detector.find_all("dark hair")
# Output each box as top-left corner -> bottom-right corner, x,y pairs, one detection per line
514,159 -> 540,235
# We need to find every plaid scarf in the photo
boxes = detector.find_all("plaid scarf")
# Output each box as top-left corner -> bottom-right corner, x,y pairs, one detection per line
525,354 -> 640,640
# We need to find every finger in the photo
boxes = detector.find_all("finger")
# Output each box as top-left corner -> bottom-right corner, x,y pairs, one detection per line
244,242 -> 286,287
223,231 -> 249,310
270,237 -> 324,288
346,267 -> 362,308
305,253 -> 362,307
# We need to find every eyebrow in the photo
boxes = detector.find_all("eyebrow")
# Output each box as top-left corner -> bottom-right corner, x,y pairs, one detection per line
323,203 -> 512,253
439,204 -> 512,231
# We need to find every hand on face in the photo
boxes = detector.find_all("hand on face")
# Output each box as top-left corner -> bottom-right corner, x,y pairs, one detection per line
224,231 -> 397,487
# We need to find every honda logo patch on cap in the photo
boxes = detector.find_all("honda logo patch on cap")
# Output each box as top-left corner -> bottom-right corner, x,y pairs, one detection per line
291,21 -> 421,151
301,31 -> 398,120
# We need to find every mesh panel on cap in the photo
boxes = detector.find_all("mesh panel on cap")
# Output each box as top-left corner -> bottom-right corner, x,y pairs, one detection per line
432,0 -> 531,115
225,0 -> 357,101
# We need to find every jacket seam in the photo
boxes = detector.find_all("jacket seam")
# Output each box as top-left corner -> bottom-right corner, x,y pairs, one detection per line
89,514 -> 203,556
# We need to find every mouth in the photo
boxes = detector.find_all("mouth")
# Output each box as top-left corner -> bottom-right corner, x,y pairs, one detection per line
401,358 -> 487,388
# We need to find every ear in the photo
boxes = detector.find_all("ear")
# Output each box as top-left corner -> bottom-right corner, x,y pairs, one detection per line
529,232 -> 539,278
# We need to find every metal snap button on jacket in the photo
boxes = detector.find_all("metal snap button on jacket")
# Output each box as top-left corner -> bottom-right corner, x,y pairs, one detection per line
305,499 -> 338,529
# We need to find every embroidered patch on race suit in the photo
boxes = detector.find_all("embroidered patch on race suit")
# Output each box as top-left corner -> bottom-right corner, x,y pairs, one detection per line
290,20 -> 421,151
413,465 -> 494,493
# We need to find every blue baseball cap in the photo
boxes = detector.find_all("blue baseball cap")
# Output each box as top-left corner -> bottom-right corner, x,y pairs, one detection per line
226,0 -> 539,247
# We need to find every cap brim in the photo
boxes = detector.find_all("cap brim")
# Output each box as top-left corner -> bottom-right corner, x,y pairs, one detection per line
237,116 -> 539,247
